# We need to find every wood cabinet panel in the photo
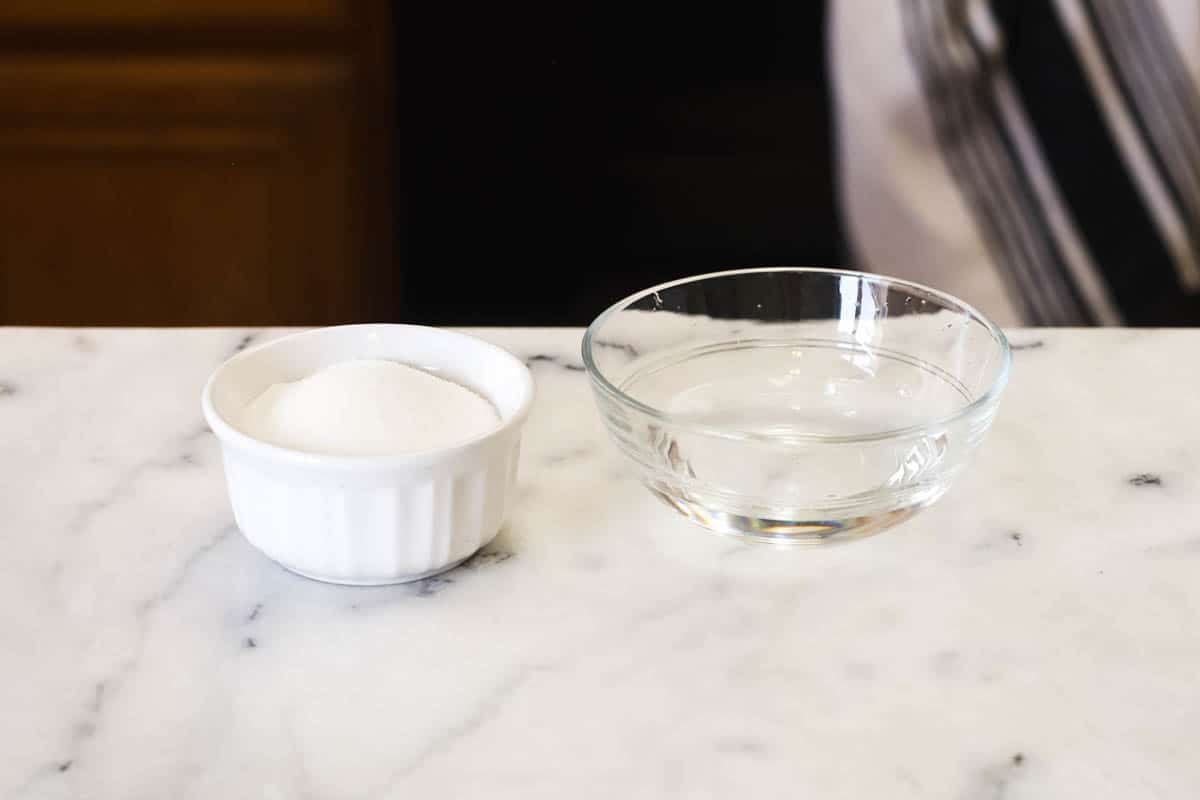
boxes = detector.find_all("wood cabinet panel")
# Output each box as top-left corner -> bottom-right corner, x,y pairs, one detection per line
0,0 -> 344,29
0,55 -> 365,324
0,57 -> 349,116
0,0 -> 395,325
4,159 -> 277,324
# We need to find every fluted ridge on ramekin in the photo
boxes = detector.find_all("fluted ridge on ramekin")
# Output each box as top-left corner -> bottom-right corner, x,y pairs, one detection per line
224,443 -> 520,585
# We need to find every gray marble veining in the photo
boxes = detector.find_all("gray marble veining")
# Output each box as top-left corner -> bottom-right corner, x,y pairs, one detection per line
1,327 -> 1199,798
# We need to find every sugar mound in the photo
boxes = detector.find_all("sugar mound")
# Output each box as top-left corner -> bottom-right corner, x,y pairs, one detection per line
240,359 -> 500,456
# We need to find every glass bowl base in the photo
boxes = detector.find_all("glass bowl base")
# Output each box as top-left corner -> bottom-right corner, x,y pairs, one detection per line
647,483 -> 944,545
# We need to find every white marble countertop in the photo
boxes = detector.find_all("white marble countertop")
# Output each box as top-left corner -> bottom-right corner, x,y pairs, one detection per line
3,327 -> 1200,798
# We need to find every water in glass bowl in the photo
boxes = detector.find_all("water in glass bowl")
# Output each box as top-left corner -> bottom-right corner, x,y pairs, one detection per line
617,339 -> 972,541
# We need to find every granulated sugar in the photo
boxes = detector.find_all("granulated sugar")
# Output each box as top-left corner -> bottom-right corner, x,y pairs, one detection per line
239,359 -> 499,456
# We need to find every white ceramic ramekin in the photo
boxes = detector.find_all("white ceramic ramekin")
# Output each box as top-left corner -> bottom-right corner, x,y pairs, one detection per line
202,325 -> 534,585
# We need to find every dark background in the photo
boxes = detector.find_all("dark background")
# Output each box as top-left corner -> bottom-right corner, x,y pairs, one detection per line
0,0 -> 841,326
394,0 -> 843,324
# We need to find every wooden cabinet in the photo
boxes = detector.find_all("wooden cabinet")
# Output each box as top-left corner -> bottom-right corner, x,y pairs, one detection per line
0,1 -> 394,325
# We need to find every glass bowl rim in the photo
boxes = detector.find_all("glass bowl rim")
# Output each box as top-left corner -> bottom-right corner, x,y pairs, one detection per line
581,266 -> 1013,445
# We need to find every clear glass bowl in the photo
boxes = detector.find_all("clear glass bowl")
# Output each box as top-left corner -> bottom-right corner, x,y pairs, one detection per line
582,268 -> 1011,544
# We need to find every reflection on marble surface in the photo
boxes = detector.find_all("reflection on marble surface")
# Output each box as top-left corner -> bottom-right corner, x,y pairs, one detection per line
2,328 -> 1200,798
